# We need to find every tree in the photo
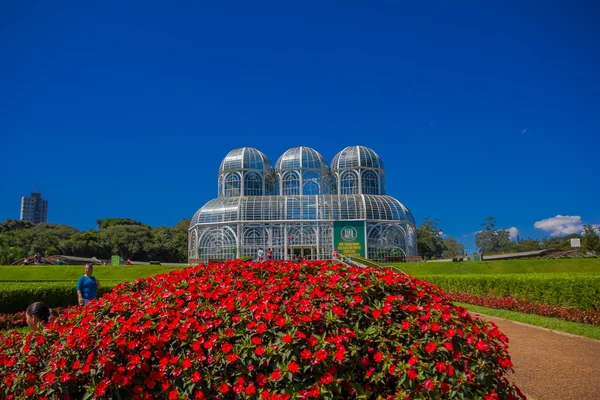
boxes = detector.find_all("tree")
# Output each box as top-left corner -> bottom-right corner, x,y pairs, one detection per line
582,225 -> 600,254
0,235 -> 24,264
417,217 -> 446,260
99,225 -> 152,259
475,216 -> 510,255
0,219 -> 34,232
442,237 -> 465,259
96,218 -> 147,231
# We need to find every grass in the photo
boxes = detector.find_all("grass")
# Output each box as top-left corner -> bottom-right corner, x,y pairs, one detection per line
456,302 -> 600,340
0,265 -> 183,283
390,258 -> 600,276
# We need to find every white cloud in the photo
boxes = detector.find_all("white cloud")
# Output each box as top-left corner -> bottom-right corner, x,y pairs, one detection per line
506,227 -> 519,241
522,128 -> 527,134
534,215 -> 583,237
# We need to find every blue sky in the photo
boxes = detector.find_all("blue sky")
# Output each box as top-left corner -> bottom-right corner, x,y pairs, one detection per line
1,1 -> 599,253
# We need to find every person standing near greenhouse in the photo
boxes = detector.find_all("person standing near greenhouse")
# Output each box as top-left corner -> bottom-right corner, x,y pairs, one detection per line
76,264 -> 100,306
257,247 -> 264,261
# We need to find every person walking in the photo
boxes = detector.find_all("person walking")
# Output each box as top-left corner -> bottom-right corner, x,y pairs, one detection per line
76,264 -> 100,306
267,248 -> 273,260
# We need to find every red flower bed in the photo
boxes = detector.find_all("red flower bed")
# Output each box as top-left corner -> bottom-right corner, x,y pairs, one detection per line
448,292 -> 600,325
0,260 -> 524,399
0,311 -> 26,331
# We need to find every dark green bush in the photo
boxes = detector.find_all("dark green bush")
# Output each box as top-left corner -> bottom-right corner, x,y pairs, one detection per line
421,273 -> 600,310
0,282 -> 117,313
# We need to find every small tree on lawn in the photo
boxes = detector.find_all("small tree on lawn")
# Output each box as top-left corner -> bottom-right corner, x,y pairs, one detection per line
582,225 -> 600,254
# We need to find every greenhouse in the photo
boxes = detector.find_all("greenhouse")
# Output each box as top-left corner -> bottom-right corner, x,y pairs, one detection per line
188,146 -> 417,263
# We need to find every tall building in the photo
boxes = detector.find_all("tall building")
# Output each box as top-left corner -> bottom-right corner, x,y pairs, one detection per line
189,146 -> 417,263
20,190 -> 48,223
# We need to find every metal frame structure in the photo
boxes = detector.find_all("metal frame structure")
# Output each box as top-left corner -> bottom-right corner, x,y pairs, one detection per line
189,146 -> 417,262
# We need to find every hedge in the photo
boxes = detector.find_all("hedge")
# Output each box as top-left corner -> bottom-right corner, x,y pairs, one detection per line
421,273 -> 600,311
0,281 -> 118,313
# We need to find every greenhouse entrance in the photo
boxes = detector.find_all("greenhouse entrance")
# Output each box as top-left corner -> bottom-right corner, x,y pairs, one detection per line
289,246 -> 316,261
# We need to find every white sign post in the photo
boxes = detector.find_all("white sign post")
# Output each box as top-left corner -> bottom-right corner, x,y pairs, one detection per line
571,238 -> 581,258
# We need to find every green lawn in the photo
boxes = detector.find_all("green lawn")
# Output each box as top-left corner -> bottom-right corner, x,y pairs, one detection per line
391,258 -> 600,276
0,265 -> 183,283
457,302 -> 600,340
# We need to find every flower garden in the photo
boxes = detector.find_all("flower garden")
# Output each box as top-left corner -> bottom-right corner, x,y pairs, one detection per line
0,260 -> 525,399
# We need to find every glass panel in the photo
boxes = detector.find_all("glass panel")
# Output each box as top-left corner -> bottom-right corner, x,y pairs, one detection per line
362,170 -> 380,195
224,174 -> 241,197
341,171 -> 358,194
282,172 -> 300,196
244,172 -> 263,196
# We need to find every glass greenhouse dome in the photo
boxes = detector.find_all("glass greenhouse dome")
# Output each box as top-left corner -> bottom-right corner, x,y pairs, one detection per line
189,146 -> 417,263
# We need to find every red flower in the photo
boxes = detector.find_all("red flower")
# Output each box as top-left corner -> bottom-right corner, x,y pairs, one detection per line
301,349 -> 312,359
256,373 -> 267,386
252,336 -> 262,345
373,352 -> 383,362
220,383 -> 230,393
227,353 -> 238,363
270,370 -> 281,380
288,361 -> 299,373
314,349 -> 328,361
43,373 -> 55,385
424,379 -> 434,390
332,306 -> 346,316
435,361 -> 445,373
401,321 -> 411,330
425,341 -> 437,353
191,372 -> 202,382
245,384 -> 256,395
320,372 -> 333,384
282,334 -> 293,343
476,341 -> 488,351
233,377 -> 246,393
59,372 -> 71,383
406,368 -> 418,380
221,343 -> 233,353
182,359 -> 192,368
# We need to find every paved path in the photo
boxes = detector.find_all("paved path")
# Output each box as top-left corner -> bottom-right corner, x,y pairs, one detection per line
475,314 -> 600,400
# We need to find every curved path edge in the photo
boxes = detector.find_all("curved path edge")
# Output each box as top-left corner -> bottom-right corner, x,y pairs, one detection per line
473,313 -> 600,400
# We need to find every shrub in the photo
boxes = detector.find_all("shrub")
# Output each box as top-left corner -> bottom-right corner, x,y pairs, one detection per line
448,292 -> 600,325
421,273 -> 600,311
0,282 -> 117,314
0,260 -> 524,399
0,311 -> 26,331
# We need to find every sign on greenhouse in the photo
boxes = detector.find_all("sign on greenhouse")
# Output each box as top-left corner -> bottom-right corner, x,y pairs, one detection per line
334,221 -> 365,257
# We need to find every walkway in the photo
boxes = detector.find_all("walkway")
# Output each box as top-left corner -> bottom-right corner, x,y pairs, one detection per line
475,314 -> 600,400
